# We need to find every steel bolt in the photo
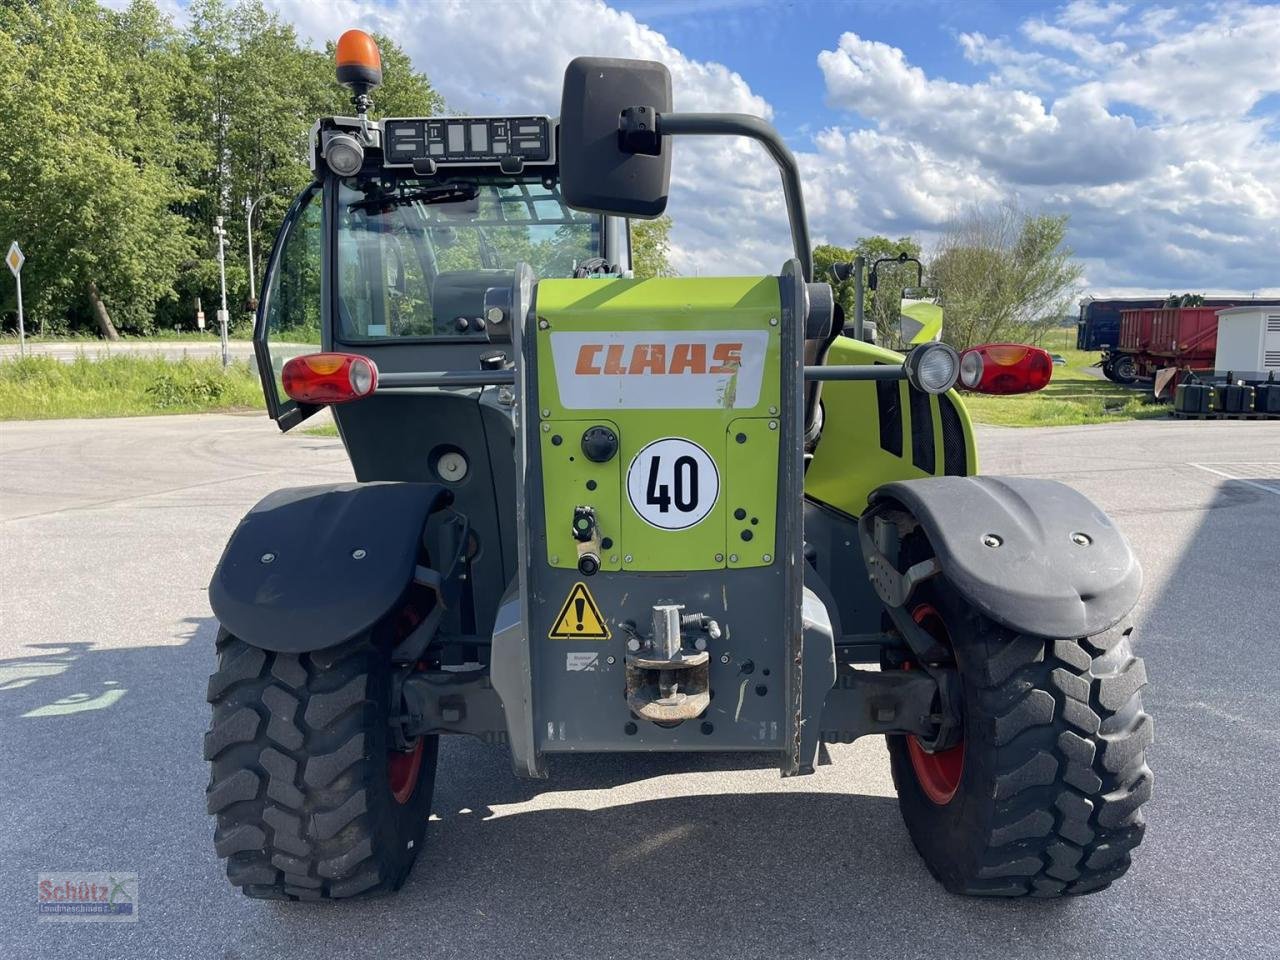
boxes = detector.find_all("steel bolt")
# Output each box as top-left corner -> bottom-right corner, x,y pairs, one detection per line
769,317 -> 779,326
1071,531 -> 1092,546
694,637 -> 707,651
609,555 -> 618,564
541,423 -> 550,432
762,554 -> 772,563
541,408 -> 550,417
982,534 -> 1002,548
606,655 -> 616,665
729,554 -> 738,563
351,548 -> 366,560
768,406 -> 778,415
768,420 -> 778,430
624,554 -> 633,563
260,552 -> 275,564
715,553 -> 724,563
720,653 -> 731,664
538,319 -> 549,329
550,555 -> 559,564
626,637 -> 641,652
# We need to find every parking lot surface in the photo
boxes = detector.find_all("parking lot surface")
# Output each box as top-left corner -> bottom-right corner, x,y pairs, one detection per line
1,413 -> 1277,960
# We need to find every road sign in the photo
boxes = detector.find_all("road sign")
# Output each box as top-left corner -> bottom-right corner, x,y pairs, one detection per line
6,241 -> 25,356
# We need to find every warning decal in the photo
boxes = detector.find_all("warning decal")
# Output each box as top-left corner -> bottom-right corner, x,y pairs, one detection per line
548,582 -> 611,640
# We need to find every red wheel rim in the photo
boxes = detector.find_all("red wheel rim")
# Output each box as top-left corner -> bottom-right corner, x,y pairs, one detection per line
387,738 -> 425,805
906,604 -> 965,806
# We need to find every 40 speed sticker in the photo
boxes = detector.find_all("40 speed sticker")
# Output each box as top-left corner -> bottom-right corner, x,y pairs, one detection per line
626,437 -> 719,530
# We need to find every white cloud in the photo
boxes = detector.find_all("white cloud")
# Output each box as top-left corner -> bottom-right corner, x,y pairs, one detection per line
818,32 -> 1158,186
1020,18 -> 1127,63
818,15 -> 1280,292
803,129 -> 1003,230
1101,5 -> 1280,119
958,31 -> 1084,88
1057,1 -> 1129,28
263,0 -> 1279,292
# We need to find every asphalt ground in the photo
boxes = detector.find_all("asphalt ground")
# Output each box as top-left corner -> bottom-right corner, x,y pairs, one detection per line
1,413 -> 1277,960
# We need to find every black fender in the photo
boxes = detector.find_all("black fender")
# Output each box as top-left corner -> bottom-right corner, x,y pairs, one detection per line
209,482 -> 452,653
862,476 -> 1141,639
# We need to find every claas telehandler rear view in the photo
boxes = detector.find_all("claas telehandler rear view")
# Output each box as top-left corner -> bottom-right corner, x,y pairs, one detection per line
204,31 -> 1152,901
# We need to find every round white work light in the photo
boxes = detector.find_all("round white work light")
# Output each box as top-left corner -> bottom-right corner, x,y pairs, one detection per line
324,133 -> 365,176
959,349 -> 985,389
905,342 -> 961,395
348,356 -> 375,395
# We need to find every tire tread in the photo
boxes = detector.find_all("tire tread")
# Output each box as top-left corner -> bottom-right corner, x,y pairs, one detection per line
967,619 -> 1152,896
204,631 -> 431,901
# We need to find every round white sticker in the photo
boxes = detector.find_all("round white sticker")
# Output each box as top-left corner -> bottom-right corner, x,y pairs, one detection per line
626,437 -> 719,530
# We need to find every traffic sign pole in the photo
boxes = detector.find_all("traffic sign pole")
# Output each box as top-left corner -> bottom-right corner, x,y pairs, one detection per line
6,241 -> 25,357
14,270 -> 23,357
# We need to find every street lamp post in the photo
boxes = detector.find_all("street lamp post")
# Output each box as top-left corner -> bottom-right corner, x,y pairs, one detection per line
246,188 -> 290,305
214,216 -> 229,368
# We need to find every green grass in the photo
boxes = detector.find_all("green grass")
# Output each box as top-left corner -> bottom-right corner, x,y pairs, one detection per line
0,354 -> 264,420
1,327 -> 257,343
0,326 -> 1161,428
963,338 -> 1166,427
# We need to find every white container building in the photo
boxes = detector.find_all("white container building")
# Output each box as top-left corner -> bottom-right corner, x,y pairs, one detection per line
1214,306 -> 1280,381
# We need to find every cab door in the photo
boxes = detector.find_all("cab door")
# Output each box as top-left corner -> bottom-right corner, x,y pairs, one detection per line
253,184 -> 322,431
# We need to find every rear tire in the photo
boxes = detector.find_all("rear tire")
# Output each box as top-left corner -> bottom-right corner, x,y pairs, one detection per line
204,630 -> 438,900
1112,355 -> 1138,383
887,584 -> 1153,897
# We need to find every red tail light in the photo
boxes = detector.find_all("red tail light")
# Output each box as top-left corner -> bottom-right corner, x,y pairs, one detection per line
281,352 -> 378,404
957,343 -> 1053,395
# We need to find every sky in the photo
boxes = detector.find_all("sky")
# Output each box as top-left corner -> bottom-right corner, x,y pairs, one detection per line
159,0 -> 1280,296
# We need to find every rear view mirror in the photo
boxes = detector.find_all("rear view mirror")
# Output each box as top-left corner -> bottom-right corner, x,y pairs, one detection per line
559,57 -> 673,219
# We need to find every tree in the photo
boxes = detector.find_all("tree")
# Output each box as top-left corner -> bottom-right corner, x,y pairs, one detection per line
812,235 -> 922,340
0,0 -> 446,337
0,0 -> 197,337
631,215 -> 675,279
928,202 -> 1083,350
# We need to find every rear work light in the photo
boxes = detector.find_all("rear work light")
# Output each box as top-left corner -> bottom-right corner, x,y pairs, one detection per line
281,353 -> 378,405
957,343 -> 1053,395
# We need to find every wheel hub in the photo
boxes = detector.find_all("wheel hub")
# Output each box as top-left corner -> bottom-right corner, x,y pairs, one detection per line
906,604 -> 965,806
387,738 -> 425,805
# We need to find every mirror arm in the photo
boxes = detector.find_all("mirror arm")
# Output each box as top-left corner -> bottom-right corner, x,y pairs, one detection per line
625,110 -> 813,283
869,254 -> 924,292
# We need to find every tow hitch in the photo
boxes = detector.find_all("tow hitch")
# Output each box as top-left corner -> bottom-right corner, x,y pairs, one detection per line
624,605 -> 720,723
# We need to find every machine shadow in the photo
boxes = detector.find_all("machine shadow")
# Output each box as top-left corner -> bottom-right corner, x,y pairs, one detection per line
0,619 -> 214,723
257,782 -> 1089,959
1,618 -> 1092,959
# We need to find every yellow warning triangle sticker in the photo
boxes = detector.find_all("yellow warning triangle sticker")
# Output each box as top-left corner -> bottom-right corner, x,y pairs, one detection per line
548,582 -> 611,640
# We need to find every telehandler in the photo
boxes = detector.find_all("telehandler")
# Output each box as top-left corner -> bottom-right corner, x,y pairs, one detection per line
205,31 -> 1152,901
